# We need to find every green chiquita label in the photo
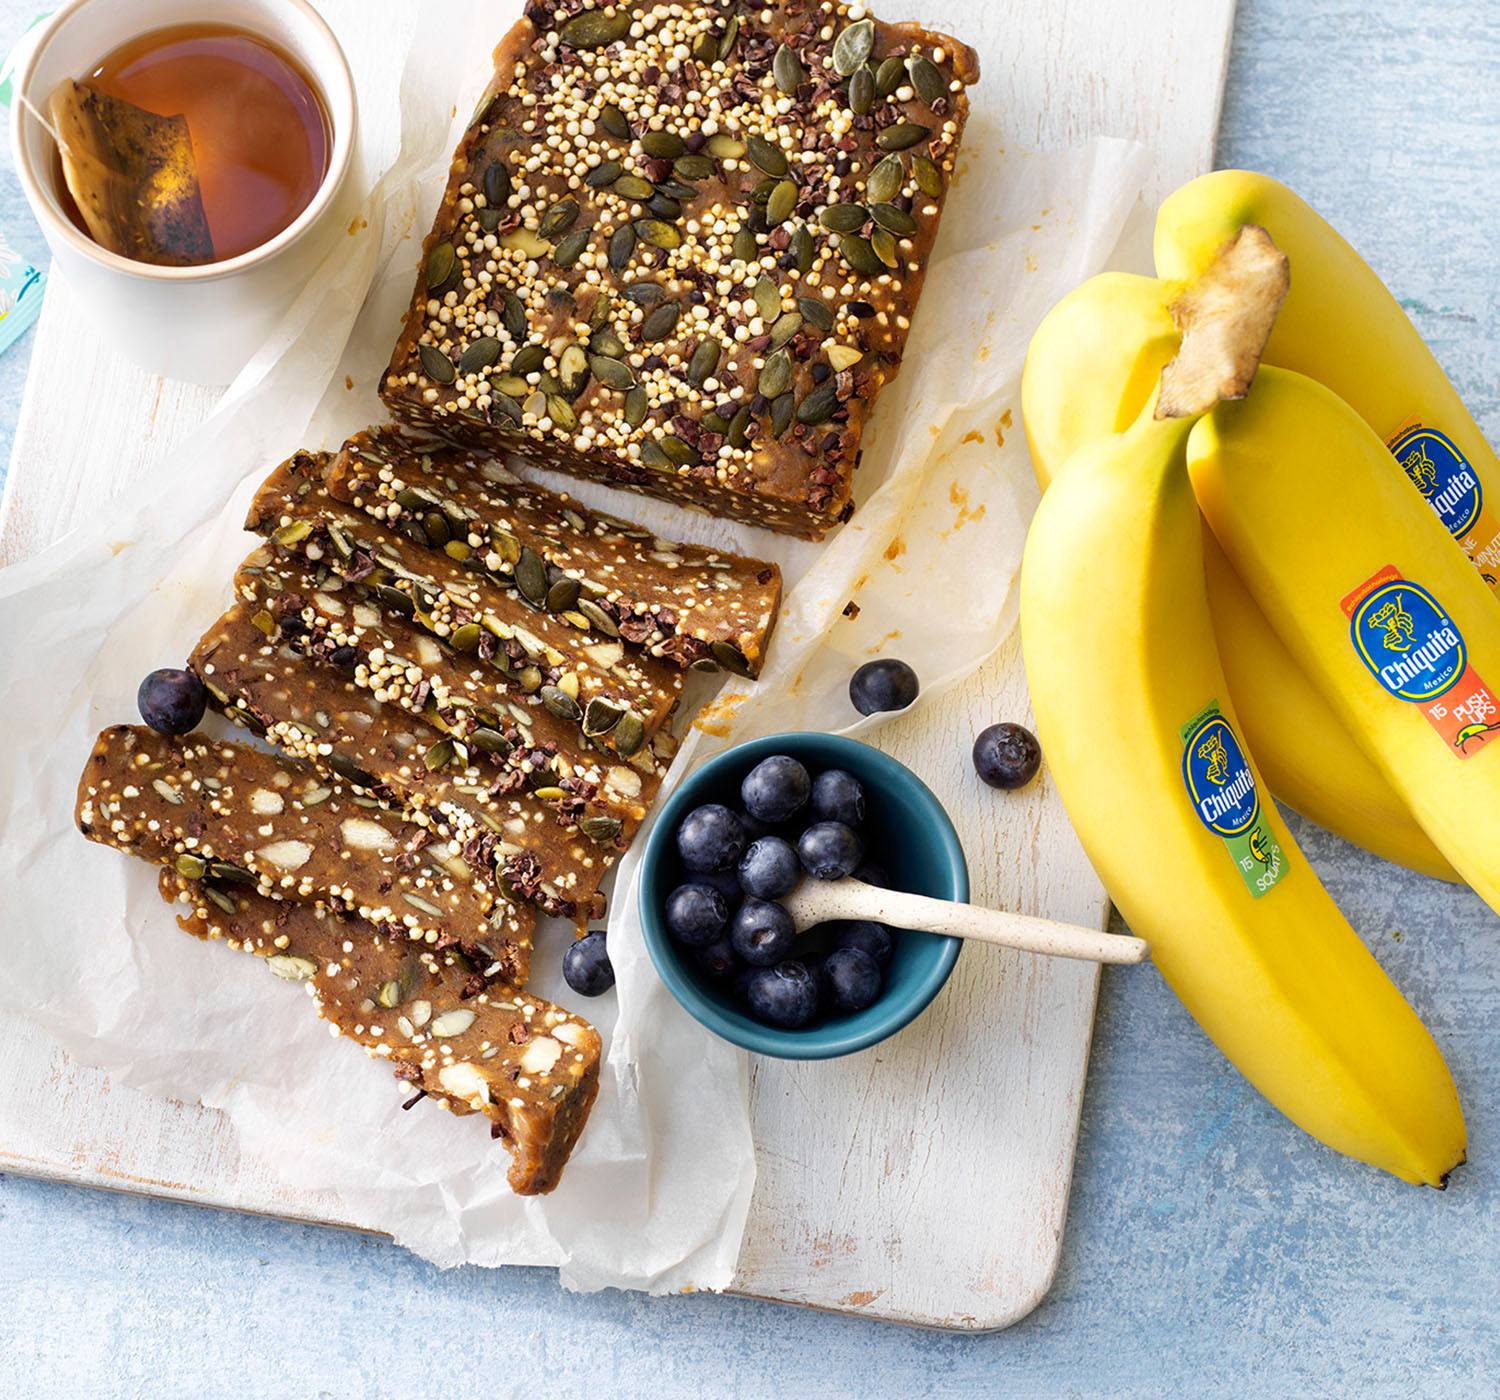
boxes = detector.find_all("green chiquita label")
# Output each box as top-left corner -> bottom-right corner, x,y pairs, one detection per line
1180,701 -> 1288,898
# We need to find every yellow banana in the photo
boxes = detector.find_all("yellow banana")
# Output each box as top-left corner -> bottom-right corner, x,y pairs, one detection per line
1021,408 -> 1465,1185
1190,367 -> 1500,916
1021,223 -> 1456,880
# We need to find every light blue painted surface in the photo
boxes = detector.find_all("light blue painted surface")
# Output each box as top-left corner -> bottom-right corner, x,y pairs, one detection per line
4,2 -> 1500,1395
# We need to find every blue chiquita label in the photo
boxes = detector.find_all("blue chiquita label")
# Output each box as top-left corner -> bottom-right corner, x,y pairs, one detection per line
1390,427 -> 1482,537
1348,576 -> 1466,702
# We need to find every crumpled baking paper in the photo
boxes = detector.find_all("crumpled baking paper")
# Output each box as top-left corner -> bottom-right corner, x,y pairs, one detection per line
0,0 -> 1149,1291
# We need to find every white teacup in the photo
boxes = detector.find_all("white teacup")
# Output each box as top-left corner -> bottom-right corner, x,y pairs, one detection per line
8,0 -> 358,385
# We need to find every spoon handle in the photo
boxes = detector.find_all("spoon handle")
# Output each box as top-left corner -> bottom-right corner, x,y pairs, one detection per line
791,880 -> 1148,966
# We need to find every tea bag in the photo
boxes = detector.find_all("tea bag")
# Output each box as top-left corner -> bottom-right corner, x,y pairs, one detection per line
47,79 -> 214,266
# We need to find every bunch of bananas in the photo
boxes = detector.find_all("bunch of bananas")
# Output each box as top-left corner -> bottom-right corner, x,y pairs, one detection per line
1019,170 -> 1500,1185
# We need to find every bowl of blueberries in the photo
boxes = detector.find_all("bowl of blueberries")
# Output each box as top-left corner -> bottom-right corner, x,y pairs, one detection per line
639,732 -> 969,1059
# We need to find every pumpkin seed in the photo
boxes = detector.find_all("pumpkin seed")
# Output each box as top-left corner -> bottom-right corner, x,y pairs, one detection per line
608,223 -> 636,271
685,337 -> 722,386
559,9 -> 630,49
727,404 -> 753,448
692,30 -> 718,65
871,202 -> 918,236
587,291 -> 615,331
445,540 -> 473,562
773,43 -> 803,93
376,980 -> 401,1009
516,547 -> 549,605
510,342 -> 546,375
450,622 -> 482,652
204,887 -> 240,916
769,311 -> 803,348
558,343 -> 591,397
770,391 -> 796,437
577,599 -> 619,637
638,439 -> 673,469
547,394 -> 578,430
612,173 -> 655,201
330,754 -> 375,787
871,227 -> 900,267
541,685 -> 583,722
796,380 -> 841,426
820,202 -> 868,232
580,815 -> 624,844
634,218 -> 682,249
906,53 -> 946,105
374,584 -> 415,617
175,853 -> 207,880
268,954 -> 317,982
620,280 -> 665,304
539,198 -> 580,238
837,232 -> 885,276
422,511 -> 451,547
641,129 -> 685,160
599,103 -> 631,140
646,191 -> 683,221
798,296 -> 836,332
866,153 -> 904,204
624,386 -> 650,426
875,53 -> 906,97
789,223 -> 815,272
758,347 -> 793,398
848,65 -> 875,116
833,18 -> 875,76
591,355 -> 636,390
471,726 -> 513,757
499,226 -> 550,258
533,785 -> 570,804
612,710 -> 646,756
710,640 -> 756,678
732,224 -> 758,262
585,159 -> 622,187
745,135 -> 788,177
424,738 -> 454,771
705,133 -> 746,160
458,337 -> 501,374
766,179 -> 798,227
425,241 -> 456,291
552,228 -> 590,267
640,300 -> 681,341
877,122 -> 931,152
547,577 -> 581,612
515,665 -> 543,693
673,152 -> 715,181
402,893 -> 445,918
418,343 -> 457,384
482,160 -> 511,209
718,14 -> 740,60
490,392 -> 523,425
589,328 -> 626,357
748,276 -> 777,324
491,288 -> 524,341
913,154 -> 945,197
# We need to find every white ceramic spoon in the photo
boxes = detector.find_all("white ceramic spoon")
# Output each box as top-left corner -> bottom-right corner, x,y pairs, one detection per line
781,877 -> 1148,966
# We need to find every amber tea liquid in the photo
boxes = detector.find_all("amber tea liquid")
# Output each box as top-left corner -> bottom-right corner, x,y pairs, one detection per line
58,23 -> 331,262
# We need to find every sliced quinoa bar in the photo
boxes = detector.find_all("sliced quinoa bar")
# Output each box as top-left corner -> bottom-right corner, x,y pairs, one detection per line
327,426 -> 782,675
160,869 -> 600,1195
380,0 -> 978,538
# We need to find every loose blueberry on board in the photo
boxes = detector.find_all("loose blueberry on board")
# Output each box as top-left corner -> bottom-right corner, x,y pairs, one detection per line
834,919 -> 894,969
746,961 -> 820,1029
810,768 -> 865,827
798,821 -> 864,881
137,668 -> 208,736
731,897 -> 799,966
676,803 -> 747,873
693,934 -> 740,980
848,658 -> 919,716
973,721 -> 1043,791
740,754 -> 811,823
821,947 -> 883,1013
563,931 -> 615,997
737,836 -> 801,900
665,883 -> 729,947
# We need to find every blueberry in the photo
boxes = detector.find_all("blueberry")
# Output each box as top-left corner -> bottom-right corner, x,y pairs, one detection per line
741,754 -> 811,823
798,821 -> 863,881
834,919 -> 893,969
737,836 -> 801,900
973,722 -> 1042,790
810,768 -> 865,826
693,934 -> 740,980
852,860 -> 890,889
137,668 -> 207,736
731,965 -> 759,1004
665,883 -> 728,947
730,897 -> 798,966
563,931 -> 614,996
746,961 -> 820,1028
676,803 -> 747,873
820,947 -> 882,1013
848,658 -> 919,716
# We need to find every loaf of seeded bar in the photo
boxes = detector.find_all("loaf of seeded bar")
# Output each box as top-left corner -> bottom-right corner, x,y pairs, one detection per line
192,603 -> 666,925
247,452 -> 682,757
379,0 -> 978,539
327,426 -> 782,675
160,869 -> 599,1195
76,725 -> 534,983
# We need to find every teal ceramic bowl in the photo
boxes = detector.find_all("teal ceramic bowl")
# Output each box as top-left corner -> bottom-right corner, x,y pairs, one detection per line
639,732 -> 968,1059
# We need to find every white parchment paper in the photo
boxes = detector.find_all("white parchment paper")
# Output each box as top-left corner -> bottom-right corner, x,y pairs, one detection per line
0,0 -> 1149,1291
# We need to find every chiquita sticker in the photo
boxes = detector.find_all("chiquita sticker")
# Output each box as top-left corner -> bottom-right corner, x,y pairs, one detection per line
1388,424 -> 1500,589
1342,565 -> 1500,757
1179,702 -> 1287,897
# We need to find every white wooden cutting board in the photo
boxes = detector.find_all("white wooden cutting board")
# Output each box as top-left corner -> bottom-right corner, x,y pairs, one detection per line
0,0 -> 1235,1329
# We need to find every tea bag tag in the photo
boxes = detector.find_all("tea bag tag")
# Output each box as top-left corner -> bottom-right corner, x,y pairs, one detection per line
47,79 -> 214,266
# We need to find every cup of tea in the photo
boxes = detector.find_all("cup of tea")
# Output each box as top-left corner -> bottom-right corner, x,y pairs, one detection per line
8,0 -> 358,384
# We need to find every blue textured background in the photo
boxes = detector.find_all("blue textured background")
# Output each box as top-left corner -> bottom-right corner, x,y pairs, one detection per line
5,2 -> 1499,1394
